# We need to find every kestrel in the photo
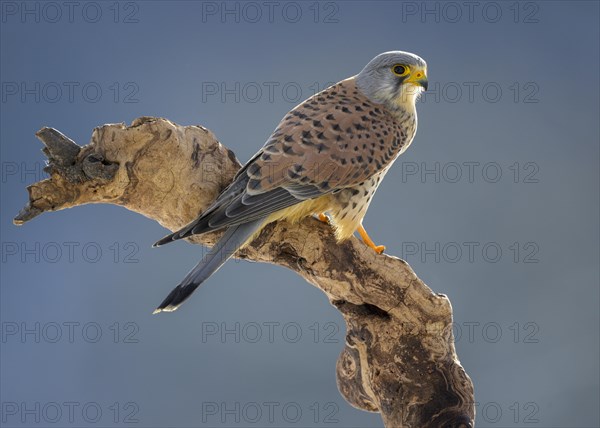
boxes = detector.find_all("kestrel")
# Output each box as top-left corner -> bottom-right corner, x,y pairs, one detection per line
153,51 -> 428,313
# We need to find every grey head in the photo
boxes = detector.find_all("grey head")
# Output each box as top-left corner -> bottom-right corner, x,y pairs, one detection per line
356,51 -> 428,111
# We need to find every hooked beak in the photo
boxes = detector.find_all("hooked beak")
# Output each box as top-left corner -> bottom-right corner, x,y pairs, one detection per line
406,69 -> 428,91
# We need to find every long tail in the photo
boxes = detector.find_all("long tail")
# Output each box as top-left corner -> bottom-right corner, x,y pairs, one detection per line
153,218 -> 265,314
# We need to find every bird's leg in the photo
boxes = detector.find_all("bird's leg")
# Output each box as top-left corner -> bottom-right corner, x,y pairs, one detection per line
317,213 -> 330,224
357,223 -> 385,254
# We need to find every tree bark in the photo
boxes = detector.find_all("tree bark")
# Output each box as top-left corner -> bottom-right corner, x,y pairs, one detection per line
14,117 -> 475,428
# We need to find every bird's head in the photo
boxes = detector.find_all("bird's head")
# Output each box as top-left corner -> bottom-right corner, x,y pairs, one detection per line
356,51 -> 428,112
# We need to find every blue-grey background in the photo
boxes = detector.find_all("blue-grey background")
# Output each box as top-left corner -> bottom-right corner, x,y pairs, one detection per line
1,1 -> 598,427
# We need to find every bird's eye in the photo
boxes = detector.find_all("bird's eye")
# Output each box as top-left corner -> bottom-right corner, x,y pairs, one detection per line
392,64 -> 409,76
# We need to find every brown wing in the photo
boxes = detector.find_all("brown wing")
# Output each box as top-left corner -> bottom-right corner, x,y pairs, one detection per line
154,78 -> 408,246
246,78 -> 408,195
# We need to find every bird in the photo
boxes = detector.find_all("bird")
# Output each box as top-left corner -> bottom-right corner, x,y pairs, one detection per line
152,51 -> 428,313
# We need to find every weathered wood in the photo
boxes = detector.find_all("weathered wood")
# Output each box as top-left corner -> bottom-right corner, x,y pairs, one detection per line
15,117 -> 475,428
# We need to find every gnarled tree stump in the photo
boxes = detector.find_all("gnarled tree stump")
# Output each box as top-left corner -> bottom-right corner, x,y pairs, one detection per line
14,117 -> 475,427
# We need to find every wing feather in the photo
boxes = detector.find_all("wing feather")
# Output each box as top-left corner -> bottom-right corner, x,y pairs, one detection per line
155,78 -> 407,246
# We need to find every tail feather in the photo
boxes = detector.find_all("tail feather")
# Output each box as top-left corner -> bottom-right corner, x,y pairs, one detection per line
153,218 -> 265,313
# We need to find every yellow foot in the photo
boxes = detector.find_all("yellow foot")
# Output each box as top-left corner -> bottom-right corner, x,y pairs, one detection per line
357,224 -> 386,254
317,213 -> 330,224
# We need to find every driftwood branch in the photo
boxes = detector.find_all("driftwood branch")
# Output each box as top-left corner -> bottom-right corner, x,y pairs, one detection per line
15,117 -> 475,427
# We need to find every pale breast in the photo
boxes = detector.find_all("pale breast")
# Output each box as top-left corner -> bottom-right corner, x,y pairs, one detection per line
326,120 -> 414,242
328,169 -> 387,241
